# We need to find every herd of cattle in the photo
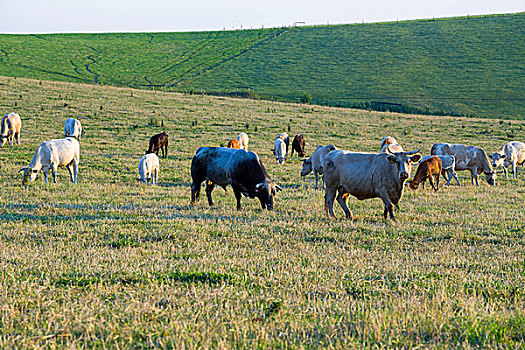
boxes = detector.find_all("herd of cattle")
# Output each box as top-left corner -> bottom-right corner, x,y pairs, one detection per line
2,111 -> 524,220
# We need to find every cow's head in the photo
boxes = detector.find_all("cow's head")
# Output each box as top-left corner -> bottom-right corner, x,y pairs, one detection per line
484,171 -> 497,186
254,181 -> 282,210
300,158 -> 312,176
489,152 -> 507,169
385,146 -> 421,183
0,135 -> 7,147
408,179 -> 420,190
18,167 -> 39,186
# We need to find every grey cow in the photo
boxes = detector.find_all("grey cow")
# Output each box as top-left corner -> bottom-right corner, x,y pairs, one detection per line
489,141 -> 525,180
323,146 -> 421,221
300,144 -> 337,189
431,143 -> 496,186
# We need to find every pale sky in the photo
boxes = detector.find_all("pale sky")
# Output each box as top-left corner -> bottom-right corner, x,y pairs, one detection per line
1,0 -> 523,33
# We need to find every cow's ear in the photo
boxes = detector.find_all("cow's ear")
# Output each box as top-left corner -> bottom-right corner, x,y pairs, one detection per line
501,155 -> 506,159
386,155 -> 397,164
410,154 -> 422,163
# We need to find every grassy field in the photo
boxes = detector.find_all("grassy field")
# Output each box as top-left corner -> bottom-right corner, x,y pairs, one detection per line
0,13 -> 523,119
0,76 -> 524,348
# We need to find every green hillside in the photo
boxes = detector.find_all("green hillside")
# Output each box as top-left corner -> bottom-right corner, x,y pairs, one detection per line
0,13 -> 523,118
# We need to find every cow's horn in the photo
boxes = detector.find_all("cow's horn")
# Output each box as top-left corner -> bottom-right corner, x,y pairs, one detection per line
18,167 -> 28,174
406,149 -> 421,155
255,182 -> 264,189
275,184 -> 283,191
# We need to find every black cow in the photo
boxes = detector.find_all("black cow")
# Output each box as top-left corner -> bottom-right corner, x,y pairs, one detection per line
146,132 -> 168,158
291,134 -> 306,157
191,147 -> 282,210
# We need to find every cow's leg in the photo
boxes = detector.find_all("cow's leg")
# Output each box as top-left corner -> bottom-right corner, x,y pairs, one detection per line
470,169 -> 479,186
164,145 -> 168,158
324,186 -> 337,218
377,191 -> 395,220
443,170 -> 452,185
205,181 -> 215,206
336,190 -> 352,219
7,131 -> 13,145
511,162 -> 517,179
435,174 -> 439,191
314,171 -> 320,190
52,164 -> 58,183
231,185 -> 242,210
43,171 -> 49,184
72,159 -> 78,184
66,163 -> 74,183
452,171 -> 461,186
191,181 -> 202,205
15,132 -> 20,145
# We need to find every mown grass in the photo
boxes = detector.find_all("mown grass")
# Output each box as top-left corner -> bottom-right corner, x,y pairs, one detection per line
0,76 -> 524,348
0,13 -> 523,119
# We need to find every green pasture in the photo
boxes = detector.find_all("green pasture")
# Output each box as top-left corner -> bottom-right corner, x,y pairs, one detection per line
0,13 -> 523,119
0,77 -> 524,348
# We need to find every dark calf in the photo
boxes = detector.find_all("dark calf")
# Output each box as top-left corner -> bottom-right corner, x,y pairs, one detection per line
146,132 -> 168,158
291,134 -> 306,157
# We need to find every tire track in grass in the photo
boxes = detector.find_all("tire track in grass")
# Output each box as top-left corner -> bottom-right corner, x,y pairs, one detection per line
84,46 -> 101,84
141,37 -> 213,86
166,29 -> 289,87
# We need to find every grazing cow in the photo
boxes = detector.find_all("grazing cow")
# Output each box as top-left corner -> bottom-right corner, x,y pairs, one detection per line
290,134 -> 306,157
380,136 -> 403,153
138,153 -> 159,184
64,118 -> 82,140
0,112 -> 21,146
277,132 -> 290,157
323,146 -> 421,220
489,141 -> 525,180
409,155 -> 442,191
300,144 -> 337,189
237,132 -> 249,150
18,137 -> 80,186
273,138 -> 286,164
431,143 -> 496,186
420,155 -> 460,186
146,131 -> 168,158
191,147 -> 282,210
227,139 -> 241,149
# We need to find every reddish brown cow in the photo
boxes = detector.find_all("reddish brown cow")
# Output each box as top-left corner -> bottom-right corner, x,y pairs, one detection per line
409,156 -> 442,191
146,131 -> 168,158
228,139 -> 241,149
290,134 -> 306,157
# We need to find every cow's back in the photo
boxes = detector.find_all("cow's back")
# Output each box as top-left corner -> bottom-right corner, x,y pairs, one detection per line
324,150 -> 378,199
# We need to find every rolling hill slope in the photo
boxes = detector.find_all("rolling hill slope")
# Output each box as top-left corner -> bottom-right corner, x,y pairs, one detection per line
0,13 -> 523,118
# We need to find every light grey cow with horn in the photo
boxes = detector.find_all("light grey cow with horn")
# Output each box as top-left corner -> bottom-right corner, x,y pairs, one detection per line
323,146 -> 421,221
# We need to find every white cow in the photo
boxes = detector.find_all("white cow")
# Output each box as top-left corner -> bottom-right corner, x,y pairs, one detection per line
273,138 -> 286,164
19,137 -> 80,185
236,132 -> 249,150
489,141 -> 525,180
380,136 -> 403,153
138,153 -> 160,184
300,144 -> 337,189
431,143 -> 496,186
277,132 -> 290,156
0,112 -> 22,146
420,154 -> 460,186
64,118 -> 82,139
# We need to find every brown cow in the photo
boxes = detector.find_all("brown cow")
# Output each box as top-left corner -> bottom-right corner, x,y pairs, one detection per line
228,139 -> 241,149
290,134 -> 306,157
146,131 -> 168,158
409,156 -> 442,191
